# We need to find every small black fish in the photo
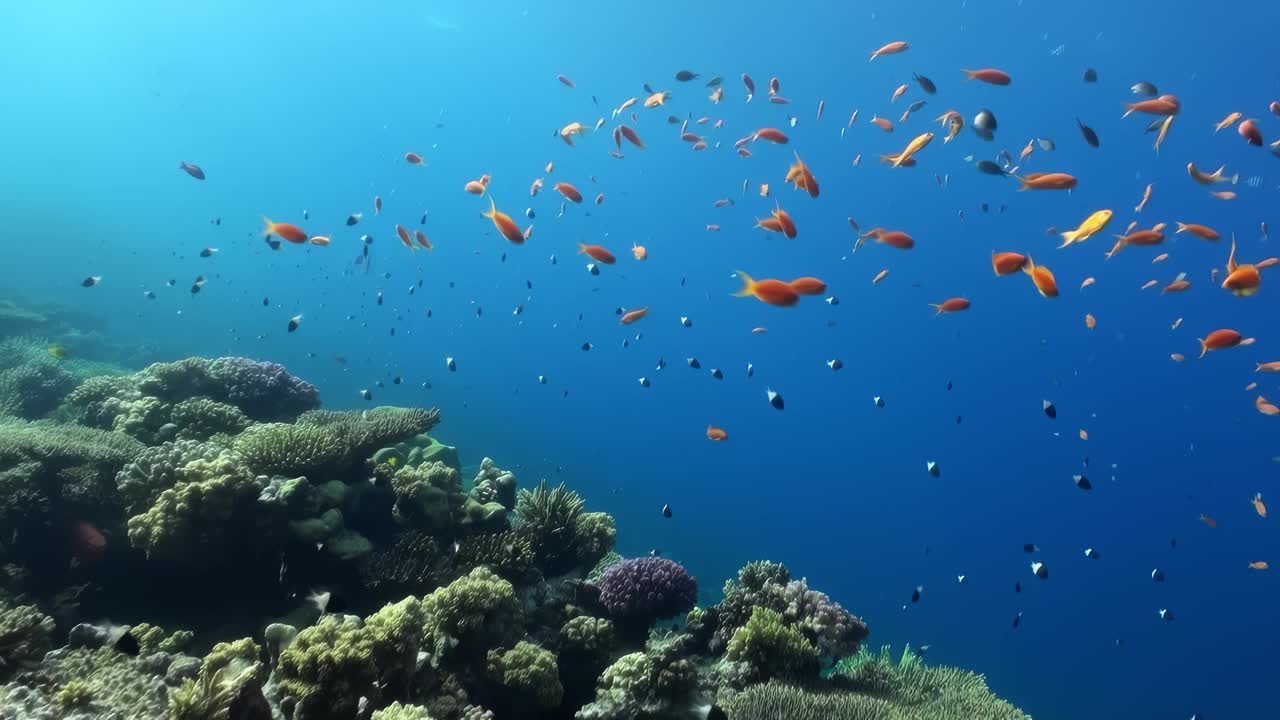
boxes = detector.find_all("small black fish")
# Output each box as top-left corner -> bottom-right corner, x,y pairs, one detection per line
975,160 -> 1006,176
911,586 -> 922,603
287,314 -> 302,333
705,75 -> 723,87
1024,544 -> 1039,553
643,83 -> 655,94
667,115 -> 680,124
376,292 -> 383,306
913,72 -> 936,94
1043,400 -> 1057,419
211,217 -> 221,225
710,368 -> 723,379
262,297 -> 269,307
661,504 -> 673,518
675,70 -> 698,82
393,376 -> 402,385
906,99 -> 927,113
303,210 -> 309,220
266,238 -> 281,251
946,380 -> 953,391
767,388 -> 784,410
1014,581 -> 1022,593
1082,68 -> 1098,83
178,161 -> 205,180
1170,537 -> 1177,549
199,247 -> 218,257
114,629 -> 141,656
1131,81 -> 1158,97
1077,118 -> 1099,148
687,357 -> 701,369
1073,474 -> 1092,490
346,213 -> 361,226
81,275 -> 102,287
955,415 -> 962,424
526,280 -> 533,289
144,291 -> 156,300
1012,612 -> 1022,629
420,213 -> 428,224
360,389 -> 372,401
581,342 -> 593,352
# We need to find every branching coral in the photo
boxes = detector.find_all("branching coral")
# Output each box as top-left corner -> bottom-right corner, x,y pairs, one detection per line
0,352 -> 76,419
169,397 -> 252,441
359,530 -> 450,593
0,602 -> 55,675
515,480 -> 587,575
233,423 -> 349,478
597,557 -> 698,628
168,638 -> 268,720
454,529 -> 534,583
127,622 -> 193,655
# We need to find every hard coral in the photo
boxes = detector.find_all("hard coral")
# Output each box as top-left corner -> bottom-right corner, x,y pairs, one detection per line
726,607 -> 819,681
486,641 -> 564,709
597,557 -> 698,627
421,567 -> 521,664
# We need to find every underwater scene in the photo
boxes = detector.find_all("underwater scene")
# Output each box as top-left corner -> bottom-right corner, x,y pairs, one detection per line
1,0 -> 1277,718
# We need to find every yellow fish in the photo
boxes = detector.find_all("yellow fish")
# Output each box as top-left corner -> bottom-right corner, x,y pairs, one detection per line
1058,209 -> 1114,248
892,132 -> 934,167
643,91 -> 670,108
47,345 -> 67,359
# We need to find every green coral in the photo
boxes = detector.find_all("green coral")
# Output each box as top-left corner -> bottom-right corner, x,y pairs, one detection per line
486,641 -> 564,708
128,622 -> 193,655
573,511 -> 616,568
0,348 -> 76,419
299,406 -> 441,461
168,638 -> 266,720
6,646 -> 171,718
52,679 -> 95,710
233,422 -> 349,478
126,452 -> 262,559
0,602 -> 55,673
515,480 -> 586,575
454,529 -> 534,583
170,397 -> 252,441
559,616 -> 616,657
587,551 -> 623,583
387,460 -> 465,532
421,567 -> 521,662
726,607 -> 819,680
575,634 -> 701,720
110,395 -> 171,443
273,615 -> 378,720
372,703 -> 437,720
115,439 -> 229,514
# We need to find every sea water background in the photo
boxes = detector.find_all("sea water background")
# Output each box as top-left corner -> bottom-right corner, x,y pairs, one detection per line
3,0 -> 1279,717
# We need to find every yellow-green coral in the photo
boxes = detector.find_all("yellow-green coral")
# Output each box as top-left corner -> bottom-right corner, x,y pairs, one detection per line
388,460 -> 464,531
486,641 -> 563,708
125,452 -> 260,559
128,622 -> 193,655
233,422 -> 348,478
167,638 -> 265,720
0,602 -> 55,669
726,607 -> 819,680
372,702 -> 437,720
274,615 -> 378,720
52,679 -> 95,710
421,567 -> 521,661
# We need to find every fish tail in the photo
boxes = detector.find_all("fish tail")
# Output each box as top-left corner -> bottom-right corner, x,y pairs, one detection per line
1198,338 -> 1208,359
732,271 -> 756,298
482,196 -> 497,220
1175,222 -> 1187,234
1014,175 -> 1030,191
961,69 -> 975,81
930,304 -> 943,316
1056,231 -> 1076,249
261,216 -> 275,238
1122,104 -> 1134,119
1022,255 -> 1036,275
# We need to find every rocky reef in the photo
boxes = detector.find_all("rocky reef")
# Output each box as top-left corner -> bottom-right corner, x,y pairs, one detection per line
0,345 -> 1031,719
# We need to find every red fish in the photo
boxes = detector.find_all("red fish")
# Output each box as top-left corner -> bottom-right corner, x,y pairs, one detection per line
262,217 -> 308,244
962,68 -> 1012,85
578,243 -> 616,264
482,197 -> 526,244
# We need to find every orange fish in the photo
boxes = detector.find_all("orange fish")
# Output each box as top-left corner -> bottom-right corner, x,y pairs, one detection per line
1085,313 -> 1096,330
1141,280 -> 1159,291
869,115 -> 894,132
733,270 -> 800,307
530,177 -> 544,196
1256,361 -> 1280,372
962,68 -> 1012,85
1162,273 -> 1191,294
395,224 -> 415,249
555,182 -> 583,203
482,197 -> 527,245
931,297 -> 971,315
404,151 -> 426,165
464,174 -> 491,195
1199,514 -> 1217,529
1016,172 -> 1077,191
1246,382 -> 1258,391
620,307 -> 649,325
1199,328 -> 1246,358
1252,493 -> 1267,518
858,228 -> 914,250
1238,118 -> 1264,146
1135,183 -> 1153,213
991,252 -> 1028,276
1024,256 -> 1059,298
578,243 -> 616,264
785,152 -> 820,198
632,243 -> 647,261
414,230 -> 432,250
1255,396 -> 1280,416
308,235 -> 331,246
619,125 -> 645,149
936,111 -> 964,142
1175,222 -> 1220,241
1079,429 -> 1089,441
1249,561 -> 1270,570
753,127 -> 789,144
877,152 -> 918,167
1123,94 -> 1181,118
1223,235 -> 1263,297
891,83 -> 908,103
1210,191 -> 1237,200
262,217 -> 308,244
1106,225 -> 1166,259
643,91 -> 670,108
869,40 -> 909,61
788,277 -> 828,295
707,425 -> 729,442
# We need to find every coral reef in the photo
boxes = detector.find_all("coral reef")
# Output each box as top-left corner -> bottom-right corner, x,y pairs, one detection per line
0,353 -> 1031,720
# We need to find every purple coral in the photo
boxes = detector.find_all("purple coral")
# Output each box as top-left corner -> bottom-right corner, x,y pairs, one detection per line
598,557 -> 697,624
207,357 -> 319,421
782,578 -> 869,659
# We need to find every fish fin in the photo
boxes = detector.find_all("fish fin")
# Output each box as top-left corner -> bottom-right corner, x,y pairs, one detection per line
1198,338 -> 1208,359
261,217 -> 275,237
961,69 -> 974,81
1057,232 -> 1076,249
732,271 -> 756,298
482,196 -> 497,220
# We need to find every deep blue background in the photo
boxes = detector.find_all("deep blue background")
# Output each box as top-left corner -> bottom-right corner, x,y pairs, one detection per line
3,1 -> 1279,717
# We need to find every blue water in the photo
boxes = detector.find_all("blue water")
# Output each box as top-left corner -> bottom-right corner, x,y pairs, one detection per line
4,0 -> 1279,717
